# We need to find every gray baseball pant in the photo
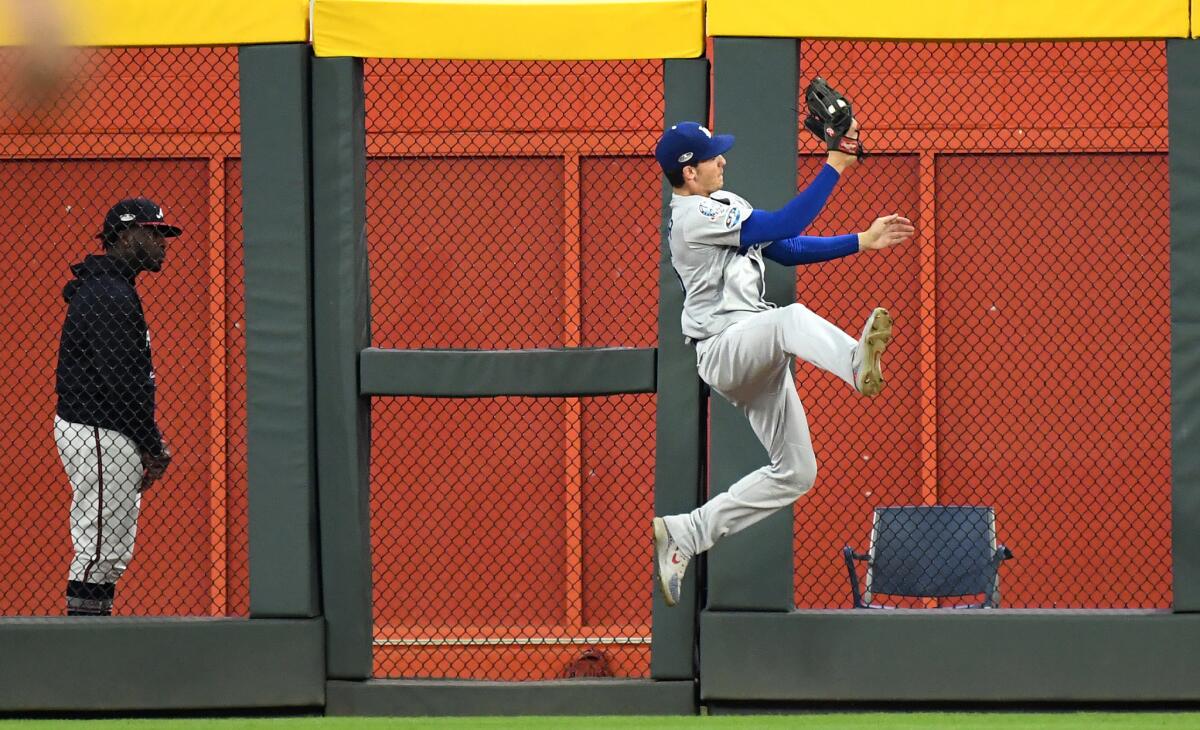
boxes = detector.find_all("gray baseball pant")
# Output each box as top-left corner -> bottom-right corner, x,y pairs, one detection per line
662,303 -> 857,556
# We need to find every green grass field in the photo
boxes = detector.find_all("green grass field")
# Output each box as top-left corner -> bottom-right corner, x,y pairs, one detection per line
1,715 -> 1198,729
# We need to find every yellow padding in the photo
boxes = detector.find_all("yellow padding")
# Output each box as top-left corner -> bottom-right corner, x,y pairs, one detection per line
313,0 -> 704,59
0,0 -> 309,47
708,0 -> 1189,40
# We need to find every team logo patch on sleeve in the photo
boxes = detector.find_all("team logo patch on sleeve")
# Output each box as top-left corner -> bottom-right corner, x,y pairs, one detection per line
724,207 -> 742,229
697,200 -> 724,221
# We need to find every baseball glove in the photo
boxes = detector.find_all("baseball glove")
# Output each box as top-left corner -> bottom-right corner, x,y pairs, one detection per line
803,77 -> 865,159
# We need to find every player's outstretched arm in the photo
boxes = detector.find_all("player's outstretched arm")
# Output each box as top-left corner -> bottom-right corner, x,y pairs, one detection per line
760,214 -> 913,265
761,233 -> 859,266
739,165 -> 843,246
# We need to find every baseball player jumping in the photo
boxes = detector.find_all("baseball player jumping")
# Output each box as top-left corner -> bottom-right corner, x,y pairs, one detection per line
652,81 -> 914,607
55,198 -> 176,616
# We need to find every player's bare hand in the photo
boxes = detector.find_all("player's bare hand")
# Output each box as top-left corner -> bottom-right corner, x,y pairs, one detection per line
140,444 -> 171,492
859,214 -> 914,251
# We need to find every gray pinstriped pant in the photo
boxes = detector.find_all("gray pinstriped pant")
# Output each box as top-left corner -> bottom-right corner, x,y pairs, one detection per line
55,416 -> 143,585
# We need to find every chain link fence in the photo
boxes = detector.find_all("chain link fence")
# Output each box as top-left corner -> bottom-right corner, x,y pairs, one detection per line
792,40 -> 1171,609
365,59 -> 662,679
1,32 -> 1163,648
0,47 -> 247,616
363,41 -> 1172,676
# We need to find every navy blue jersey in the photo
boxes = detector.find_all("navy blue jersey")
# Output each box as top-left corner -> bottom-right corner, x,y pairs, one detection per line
55,254 -> 162,456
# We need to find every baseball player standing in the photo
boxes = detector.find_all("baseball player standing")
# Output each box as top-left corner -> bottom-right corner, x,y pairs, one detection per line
651,114 -> 913,607
54,198 -> 177,616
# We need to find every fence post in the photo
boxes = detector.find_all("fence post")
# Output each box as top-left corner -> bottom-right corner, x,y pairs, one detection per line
706,38 -> 800,611
312,55 -> 373,677
238,42 -> 321,619
652,57 -> 710,680
1168,38 -> 1200,613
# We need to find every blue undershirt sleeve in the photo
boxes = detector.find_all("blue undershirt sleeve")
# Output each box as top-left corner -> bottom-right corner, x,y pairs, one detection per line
738,163 -> 841,246
760,233 -> 860,266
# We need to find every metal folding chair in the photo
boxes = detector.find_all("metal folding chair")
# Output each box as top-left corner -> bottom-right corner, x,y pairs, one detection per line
843,505 -> 1014,609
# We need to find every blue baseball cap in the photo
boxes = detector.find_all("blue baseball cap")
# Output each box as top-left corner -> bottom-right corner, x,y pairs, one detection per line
655,122 -> 735,174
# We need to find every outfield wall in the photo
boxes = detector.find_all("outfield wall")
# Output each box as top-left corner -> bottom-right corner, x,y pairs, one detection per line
0,0 -> 1196,714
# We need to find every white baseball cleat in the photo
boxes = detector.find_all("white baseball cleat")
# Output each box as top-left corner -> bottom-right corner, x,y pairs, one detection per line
653,517 -> 691,608
852,307 -> 892,397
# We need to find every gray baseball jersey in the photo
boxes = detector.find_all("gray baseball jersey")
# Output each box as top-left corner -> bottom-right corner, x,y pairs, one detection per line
667,190 -> 773,341
661,188 -> 866,559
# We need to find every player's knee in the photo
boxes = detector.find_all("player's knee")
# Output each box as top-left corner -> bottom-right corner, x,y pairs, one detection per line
769,464 -> 816,499
789,467 -> 818,498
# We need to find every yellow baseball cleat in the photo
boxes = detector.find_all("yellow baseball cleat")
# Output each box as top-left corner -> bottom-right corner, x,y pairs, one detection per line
852,307 -> 892,397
